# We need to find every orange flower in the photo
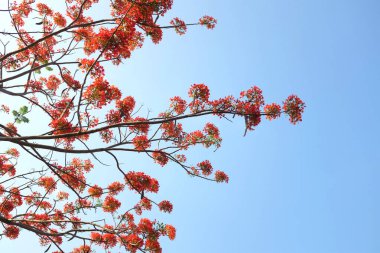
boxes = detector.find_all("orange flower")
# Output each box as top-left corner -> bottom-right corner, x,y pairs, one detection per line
107,181 -> 124,195
88,185 -> 103,198
165,224 -> 176,240
102,195 -> 121,213
132,135 -> 151,151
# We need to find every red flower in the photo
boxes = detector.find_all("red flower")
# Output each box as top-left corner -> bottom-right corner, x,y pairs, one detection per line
170,17 -> 187,35
129,117 -> 149,134
79,58 -> 105,78
138,218 -> 154,233
36,3 -> 53,16
139,197 -> 152,211
106,110 -> 122,124
145,239 -> 161,252
116,96 -> 135,119
90,232 -> 102,243
38,176 -> 57,193
45,75 -> 62,91
215,170 -> 229,183
0,199 -> 15,216
283,95 -> 305,124
158,200 -> 173,213
120,234 -> 143,252
199,16 -> 217,29
125,171 -> 159,193
203,123 -> 219,137
102,195 -> 121,213
107,181 -> 124,195
132,135 -> 151,151
100,129 -> 114,143
161,121 -> 183,139
84,77 -> 122,108
240,86 -> 265,107
170,96 -> 187,114
186,130 -> 205,145
188,83 -> 210,102
203,123 -> 222,148
53,12 -> 66,27
264,103 -> 282,120
102,233 -> 117,248
197,160 -> 213,176
152,151 -> 169,166
4,226 -> 20,240
165,224 -> 176,240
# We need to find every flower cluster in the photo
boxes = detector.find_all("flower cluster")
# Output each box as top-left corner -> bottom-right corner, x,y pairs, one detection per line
199,15 -> 217,29
197,160 -> 213,176
88,185 -> 103,198
283,95 -> 306,124
125,171 -> 159,193
38,176 -> 57,193
84,77 -> 122,108
158,200 -> 173,213
215,170 -> 229,183
264,103 -> 282,120
188,83 -> 210,102
152,151 -> 169,166
132,135 -> 151,151
170,96 -> 187,114
170,17 -> 187,35
4,226 -> 20,240
102,195 -> 121,213
108,181 -> 125,195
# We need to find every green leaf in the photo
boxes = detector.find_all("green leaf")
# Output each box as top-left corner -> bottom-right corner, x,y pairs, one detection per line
19,106 -> 28,115
45,66 -> 53,71
20,116 -> 29,123
12,110 -> 18,116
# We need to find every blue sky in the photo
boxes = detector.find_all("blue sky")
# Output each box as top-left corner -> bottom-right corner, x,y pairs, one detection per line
1,0 -> 379,252
129,0 -> 379,252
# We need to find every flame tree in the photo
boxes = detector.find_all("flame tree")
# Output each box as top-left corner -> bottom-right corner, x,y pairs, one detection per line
0,0 -> 305,252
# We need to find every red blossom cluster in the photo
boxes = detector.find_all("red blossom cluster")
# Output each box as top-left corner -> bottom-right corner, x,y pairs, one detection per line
4,226 -> 20,240
102,195 -> 121,213
38,176 -> 57,193
88,184 -> 103,198
107,181 -> 125,195
264,103 -> 282,120
0,155 -> 16,177
283,95 -> 306,124
199,15 -> 218,29
170,17 -> 187,35
125,171 -> 159,193
158,200 -> 173,213
132,135 -> 151,151
170,96 -> 187,114
152,150 -> 169,166
84,77 -> 122,108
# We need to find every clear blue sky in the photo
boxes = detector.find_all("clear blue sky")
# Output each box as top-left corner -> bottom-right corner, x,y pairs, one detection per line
128,1 -> 379,252
2,0 -> 379,252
